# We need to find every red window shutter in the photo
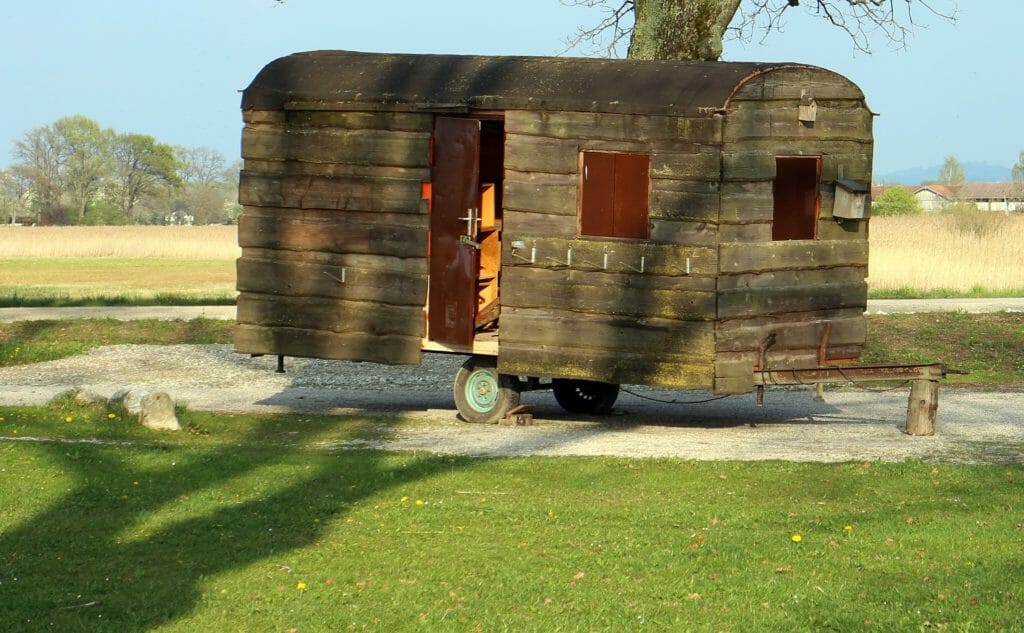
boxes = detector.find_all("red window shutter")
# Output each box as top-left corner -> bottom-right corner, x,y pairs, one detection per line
579,151 -> 650,239
612,153 -> 650,239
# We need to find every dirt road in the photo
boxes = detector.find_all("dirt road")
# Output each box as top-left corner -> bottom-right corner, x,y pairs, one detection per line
1,344 -> 1021,464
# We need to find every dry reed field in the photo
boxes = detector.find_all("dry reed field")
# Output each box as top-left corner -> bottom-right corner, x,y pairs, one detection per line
0,225 -> 239,259
869,215 -> 1024,294
0,226 -> 238,302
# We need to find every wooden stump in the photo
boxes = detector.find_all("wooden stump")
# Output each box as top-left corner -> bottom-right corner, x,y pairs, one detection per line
905,379 -> 939,436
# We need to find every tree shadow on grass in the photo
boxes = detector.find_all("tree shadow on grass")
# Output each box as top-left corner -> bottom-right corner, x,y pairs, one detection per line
0,416 -> 459,631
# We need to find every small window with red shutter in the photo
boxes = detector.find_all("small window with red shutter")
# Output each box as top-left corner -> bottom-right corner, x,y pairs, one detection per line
579,151 -> 651,239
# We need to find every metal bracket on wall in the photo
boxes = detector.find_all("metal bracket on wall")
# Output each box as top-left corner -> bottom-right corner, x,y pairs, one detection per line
510,240 -> 536,264
622,255 -> 646,274
671,258 -> 692,275
545,246 -> 573,267
323,269 -> 347,284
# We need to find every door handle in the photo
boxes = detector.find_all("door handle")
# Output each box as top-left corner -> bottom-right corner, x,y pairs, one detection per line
458,207 -> 478,236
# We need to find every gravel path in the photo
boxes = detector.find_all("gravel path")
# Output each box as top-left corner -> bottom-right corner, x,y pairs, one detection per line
1,344 -> 1021,464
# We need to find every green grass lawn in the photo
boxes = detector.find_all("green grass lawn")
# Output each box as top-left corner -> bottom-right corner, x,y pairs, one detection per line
861,312 -> 1024,387
0,318 -> 233,367
1,404 -> 1021,632
1,316 -> 1022,630
868,287 -> 1024,300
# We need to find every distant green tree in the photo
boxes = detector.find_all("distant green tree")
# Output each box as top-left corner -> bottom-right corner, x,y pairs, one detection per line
9,116 -> 238,224
0,169 -> 32,224
12,123 -> 70,223
55,116 -> 112,224
11,116 -> 113,224
177,146 -> 227,186
167,146 -> 238,224
107,133 -> 181,223
872,187 -> 923,216
80,199 -> 127,225
938,155 -> 966,187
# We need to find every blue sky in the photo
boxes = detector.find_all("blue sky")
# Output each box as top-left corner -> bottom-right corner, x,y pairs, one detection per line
1,1 -> 1019,179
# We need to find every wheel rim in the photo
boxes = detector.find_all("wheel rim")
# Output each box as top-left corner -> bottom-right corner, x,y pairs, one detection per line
572,386 -> 597,402
464,370 -> 499,413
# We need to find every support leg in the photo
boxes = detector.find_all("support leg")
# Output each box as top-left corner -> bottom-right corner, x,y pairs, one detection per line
905,379 -> 939,436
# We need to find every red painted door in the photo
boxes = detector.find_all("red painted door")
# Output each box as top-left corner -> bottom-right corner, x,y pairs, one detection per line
429,117 -> 481,346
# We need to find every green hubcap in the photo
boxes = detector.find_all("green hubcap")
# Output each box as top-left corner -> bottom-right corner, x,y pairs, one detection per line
465,370 -> 499,413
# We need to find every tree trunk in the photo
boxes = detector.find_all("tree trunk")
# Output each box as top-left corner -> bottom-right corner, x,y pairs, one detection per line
627,0 -> 742,61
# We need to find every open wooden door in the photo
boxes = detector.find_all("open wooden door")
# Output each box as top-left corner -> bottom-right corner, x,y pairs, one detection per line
429,117 -> 481,347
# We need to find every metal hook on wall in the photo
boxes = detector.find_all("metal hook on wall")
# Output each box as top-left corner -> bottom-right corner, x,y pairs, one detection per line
545,245 -> 573,267
622,255 -> 646,274
510,240 -> 536,264
579,247 -> 614,271
323,268 -> 347,284
671,257 -> 692,275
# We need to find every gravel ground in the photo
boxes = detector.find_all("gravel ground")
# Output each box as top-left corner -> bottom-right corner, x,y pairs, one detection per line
1,344 -> 1022,464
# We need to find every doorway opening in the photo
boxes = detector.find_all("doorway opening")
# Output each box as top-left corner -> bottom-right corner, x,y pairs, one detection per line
773,156 -> 821,241
427,116 -> 506,348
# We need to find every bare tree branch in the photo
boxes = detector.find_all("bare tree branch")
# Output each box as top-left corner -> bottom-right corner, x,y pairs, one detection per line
569,0 -> 957,58
730,0 -> 957,54
562,0 -> 636,57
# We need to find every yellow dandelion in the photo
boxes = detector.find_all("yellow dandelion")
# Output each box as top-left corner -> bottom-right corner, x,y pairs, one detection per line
107,413 -> 117,419
64,416 -> 73,423
791,533 -> 803,543
401,496 -> 409,503
296,581 -> 307,591
844,525 -> 854,533
415,499 -> 425,506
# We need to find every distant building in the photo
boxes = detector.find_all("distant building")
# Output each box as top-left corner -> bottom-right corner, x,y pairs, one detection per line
871,182 -> 1023,214
164,210 -> 195,226
962,182 -> 1023,213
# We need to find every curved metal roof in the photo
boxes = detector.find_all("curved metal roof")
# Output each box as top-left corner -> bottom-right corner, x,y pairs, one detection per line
242,50 -> 855,117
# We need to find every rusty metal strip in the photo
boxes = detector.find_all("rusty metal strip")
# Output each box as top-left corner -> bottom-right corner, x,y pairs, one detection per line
754,363 -> 948,386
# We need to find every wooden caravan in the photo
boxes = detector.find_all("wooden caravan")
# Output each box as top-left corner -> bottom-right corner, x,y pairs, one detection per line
236,50 -> 875,423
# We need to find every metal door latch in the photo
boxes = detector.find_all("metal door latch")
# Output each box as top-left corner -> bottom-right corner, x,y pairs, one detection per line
459,207 -> 479,235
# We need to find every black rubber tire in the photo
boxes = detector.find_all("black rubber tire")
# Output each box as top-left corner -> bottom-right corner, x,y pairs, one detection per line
453,356 -> 521,424
551,379 -> 619,415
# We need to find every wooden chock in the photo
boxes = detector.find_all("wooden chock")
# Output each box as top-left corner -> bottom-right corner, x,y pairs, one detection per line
500,404 -> 535,426
905,379 -> 939,436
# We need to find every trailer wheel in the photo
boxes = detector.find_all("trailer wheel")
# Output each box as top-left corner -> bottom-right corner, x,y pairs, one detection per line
552,379 -> 619,415
453,356 -> 521,424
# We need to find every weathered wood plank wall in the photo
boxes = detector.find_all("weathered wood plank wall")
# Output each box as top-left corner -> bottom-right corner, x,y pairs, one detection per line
498,110 -> 722,388
235,64 -> 871,394
235,109 -> 431,364
715,67 -> 872,394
